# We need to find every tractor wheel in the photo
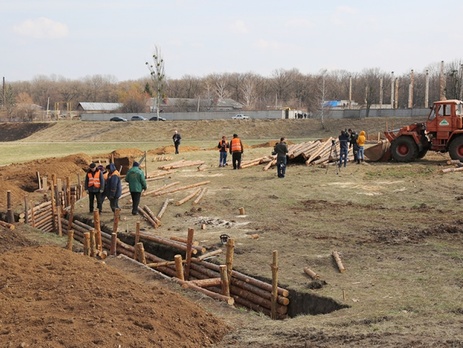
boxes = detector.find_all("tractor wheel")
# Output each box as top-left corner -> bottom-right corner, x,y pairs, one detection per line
390,136 -> 418,162
448,136 -> 463,161
417,149 -> 428,159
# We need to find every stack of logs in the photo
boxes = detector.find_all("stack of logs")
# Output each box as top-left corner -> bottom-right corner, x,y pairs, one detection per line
238,138 -> 352,171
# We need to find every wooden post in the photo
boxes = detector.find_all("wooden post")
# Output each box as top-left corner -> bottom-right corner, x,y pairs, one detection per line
24,195 -> 29,224
133,221 -> 141,260
110,233 -> 117,256
83,232 -> 91,256
135,221 -> 140,245
239,207 -> 245,215
6,190 -> 14,223
50,185 -> 57,231
184,228 -> 194,280
54,184 -> 62,236
270,250 -> 279,320
113,208 -> 121,233
42,176 -> 48,192
175,254 -> 184,281
220,265 -> 230,297
226,238 -> 235,281
65,176 -> 71,207
136,242 -> 146,264
66,230 -> 74,250
90,229 -> 96,257
68,194 -> 75,232
37,171 -> 42,190
30,201 -> 36,227
93,210 -> 102,252
332,251 -> 345,273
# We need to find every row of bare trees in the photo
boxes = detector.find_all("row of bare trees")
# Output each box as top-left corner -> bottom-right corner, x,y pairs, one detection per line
1,59 -> 463,121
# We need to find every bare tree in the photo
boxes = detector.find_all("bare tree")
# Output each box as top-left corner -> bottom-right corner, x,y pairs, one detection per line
146,46 -> 166,120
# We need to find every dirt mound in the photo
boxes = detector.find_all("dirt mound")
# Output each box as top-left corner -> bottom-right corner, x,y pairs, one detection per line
111,148 -> 145,159
0,225 -> 229,347
0,122 -> 53,141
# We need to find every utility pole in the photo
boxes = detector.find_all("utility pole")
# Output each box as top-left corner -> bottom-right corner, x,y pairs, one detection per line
391,71 -> 394,109
425,70 -> 429,108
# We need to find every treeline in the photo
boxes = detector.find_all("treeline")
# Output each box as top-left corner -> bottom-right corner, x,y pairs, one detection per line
1,59 -> 462,121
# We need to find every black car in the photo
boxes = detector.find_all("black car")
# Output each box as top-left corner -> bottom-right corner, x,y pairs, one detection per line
149,116 -> 166,121
110,116 -> 127,122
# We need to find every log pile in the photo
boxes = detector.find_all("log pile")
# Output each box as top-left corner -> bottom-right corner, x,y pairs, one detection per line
159,160 -> 205,170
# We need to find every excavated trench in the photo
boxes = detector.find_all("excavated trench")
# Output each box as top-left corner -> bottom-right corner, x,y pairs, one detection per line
82,216 -> 350,318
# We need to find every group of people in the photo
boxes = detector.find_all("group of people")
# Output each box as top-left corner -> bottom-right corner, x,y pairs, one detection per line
338,129 -> 366,167
85,127 -> 367,216
216,133 -> 244,170
85,160 -> 146,216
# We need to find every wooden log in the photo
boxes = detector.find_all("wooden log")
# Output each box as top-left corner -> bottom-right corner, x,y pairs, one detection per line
195,260 -> 289,297
157,198 -> 172,220
187,278 -> 222,288
83,232 -> 91,256
175,188 -> 202,206
67,194 -> 75,232
196,249 -> 222,261
93,210 -> 102,252
175,254 -> 184,280
142,205 -> 161,226
193,187 -> 207,205
90,229 -> 96,257
153,181 -> 210,197
6,191 -> 14,223
332,250 -> 346,273
263,159 -> 276,171
110,233 -> 117,256
303,267 -> 321,279
184,228 -> 194,280
173,278 -> 234,305
137,206 -> 158,228
159,160 -> 205,170
113,208 -> 121,234
66,230 -> 74,250
143,182 -> 180,197
170,236 -> 199,246
441,167 -> 463,173
226,238 -> 235,281
132,232 -> 202,254
271,250 -> 279,320
136,242 -> 147,264
146,260 -> 185,268
220,265 -> 230,297
306,137 -> 333,165
0,220 -> 15,230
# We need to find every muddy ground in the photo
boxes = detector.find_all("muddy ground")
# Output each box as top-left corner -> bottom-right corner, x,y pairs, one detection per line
1,118 -> 463,347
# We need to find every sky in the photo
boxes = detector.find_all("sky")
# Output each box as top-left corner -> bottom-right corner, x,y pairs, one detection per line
2,0 -> 463,82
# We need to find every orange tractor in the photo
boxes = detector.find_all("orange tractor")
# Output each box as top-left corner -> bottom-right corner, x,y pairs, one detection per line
382,99 -> 463,162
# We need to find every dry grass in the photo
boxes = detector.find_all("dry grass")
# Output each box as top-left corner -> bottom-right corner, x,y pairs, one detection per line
2,118 -> 463,347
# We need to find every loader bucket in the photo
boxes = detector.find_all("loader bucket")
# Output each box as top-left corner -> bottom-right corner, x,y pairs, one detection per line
364,140 -> 391,162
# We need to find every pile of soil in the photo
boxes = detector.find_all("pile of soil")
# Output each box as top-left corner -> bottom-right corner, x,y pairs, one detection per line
0,225 -> 230,347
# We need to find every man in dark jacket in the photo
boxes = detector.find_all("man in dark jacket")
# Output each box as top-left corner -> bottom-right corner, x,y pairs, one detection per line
106,163 -> 122,213
172,130 -> 181,154
84,162 -> 105,214
229,133 -> 244,169
125,162 -> 147,215
274,137 -> 289,178
339,130 -> 350,167
348,129 -> 359,164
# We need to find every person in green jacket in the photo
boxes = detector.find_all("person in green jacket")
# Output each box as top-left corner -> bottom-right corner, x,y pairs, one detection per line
124,162 -> 147,215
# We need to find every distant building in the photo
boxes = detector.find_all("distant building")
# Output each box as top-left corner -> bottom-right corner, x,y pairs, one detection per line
76,102 -> 123,113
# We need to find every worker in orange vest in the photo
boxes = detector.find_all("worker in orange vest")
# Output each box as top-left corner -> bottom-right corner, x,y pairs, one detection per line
229,133 -> 244,169
84,162 -> 105,214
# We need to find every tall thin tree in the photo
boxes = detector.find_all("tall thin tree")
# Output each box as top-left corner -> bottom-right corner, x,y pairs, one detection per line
146,46 -> 166,120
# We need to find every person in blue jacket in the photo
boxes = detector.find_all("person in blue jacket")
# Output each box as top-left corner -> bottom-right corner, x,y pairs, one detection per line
106,163 -> 122,213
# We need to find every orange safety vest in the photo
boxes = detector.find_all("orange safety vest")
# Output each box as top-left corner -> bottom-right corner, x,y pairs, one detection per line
87,171 -> 101,188
230,138 -> 242,152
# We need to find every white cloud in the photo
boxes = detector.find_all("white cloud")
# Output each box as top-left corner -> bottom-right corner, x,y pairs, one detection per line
256,39 -> 281,50
284,18 -> 314,29
230,20 -> 248,34
13,17 -> 68,39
